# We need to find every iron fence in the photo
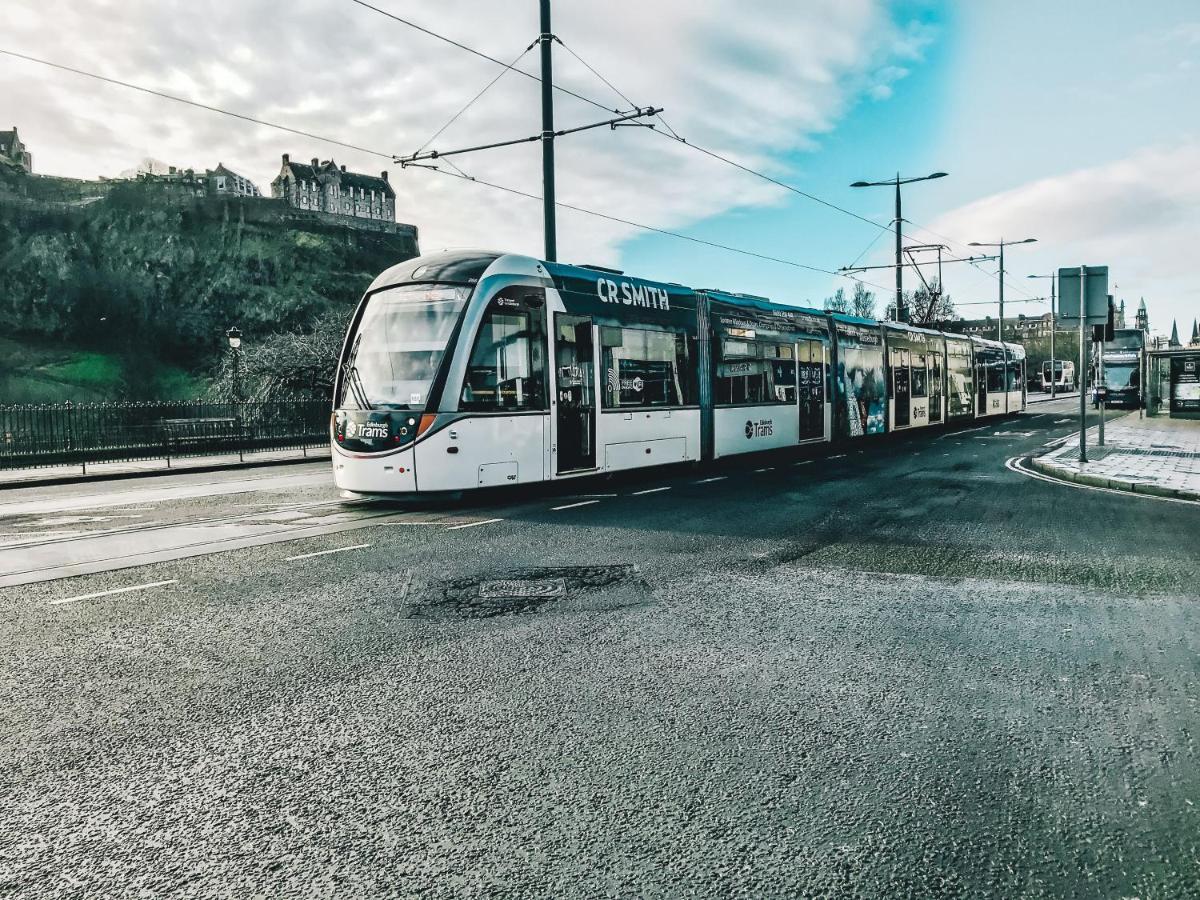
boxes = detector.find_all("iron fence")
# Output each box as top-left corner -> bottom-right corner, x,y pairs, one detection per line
0,398 -> 330,472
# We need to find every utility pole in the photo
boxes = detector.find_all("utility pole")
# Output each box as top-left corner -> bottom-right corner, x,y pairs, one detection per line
539,0 -> 557,262
850,171 -> 947,324
1028,272 -> 1058,397
968,237 -> 1037,343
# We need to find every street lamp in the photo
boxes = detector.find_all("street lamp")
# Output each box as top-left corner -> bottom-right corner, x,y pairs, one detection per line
225,326 -> 244,402
967,237 -> 1036,343
1027,273 -> 1059,397
850,172 -> 947,324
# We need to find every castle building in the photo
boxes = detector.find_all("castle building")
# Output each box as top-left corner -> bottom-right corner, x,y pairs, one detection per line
205,163 -> 261,197
0,126 -> 33,172
270,154 -> 395,222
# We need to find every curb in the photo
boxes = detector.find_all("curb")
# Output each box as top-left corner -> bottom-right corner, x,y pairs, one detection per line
1027,392 -> 1080,405
1028,455 -> 1200,502
0,451 -> 330,491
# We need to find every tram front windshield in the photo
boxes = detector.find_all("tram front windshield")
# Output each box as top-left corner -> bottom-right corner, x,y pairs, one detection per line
339,284 -> 470,410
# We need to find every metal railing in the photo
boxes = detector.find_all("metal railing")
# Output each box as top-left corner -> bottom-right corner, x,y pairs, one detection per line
0,398 -> 330,472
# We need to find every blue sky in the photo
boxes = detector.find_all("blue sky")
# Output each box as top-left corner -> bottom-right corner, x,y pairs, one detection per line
6,0 -> 1198,339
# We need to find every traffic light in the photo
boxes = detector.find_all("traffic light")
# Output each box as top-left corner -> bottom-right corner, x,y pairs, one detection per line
1092,296 -> 1115,342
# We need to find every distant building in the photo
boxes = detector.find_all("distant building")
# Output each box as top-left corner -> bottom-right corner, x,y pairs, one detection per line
205,163 -> 261,198
271,154 -> 395,223
0,126 -> 33,172
1136,298 -> 1149,332
942,312 -> 1055,340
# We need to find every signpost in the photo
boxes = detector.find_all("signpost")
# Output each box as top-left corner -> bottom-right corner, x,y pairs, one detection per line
1058,265 -> 1109,462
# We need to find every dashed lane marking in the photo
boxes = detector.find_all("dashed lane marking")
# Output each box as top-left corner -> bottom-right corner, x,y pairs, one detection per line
754,467 -> 774,473
631,486 -> 672,495
827,454 -> 847,459
285,543 -> 371,561
793,460 -> 813,467
694,476 -> 728,483
50,579 -> 178,606
551,500 -> 600,511
445,518 -> 504,530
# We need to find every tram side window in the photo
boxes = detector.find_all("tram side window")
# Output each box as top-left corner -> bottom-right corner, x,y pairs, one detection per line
715,340 -> 795,404
911,353 -> 928,398
986,358 -> 1006,393
601,327 -> 692,408
1006,359 -> 1022,391
460,308 -> 547,411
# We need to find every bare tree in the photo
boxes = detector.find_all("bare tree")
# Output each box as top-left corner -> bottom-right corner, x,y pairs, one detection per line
886,280 -> 956,326
851,282 -> 876,318
209,310 -> 351,402
823,287 -> 850,314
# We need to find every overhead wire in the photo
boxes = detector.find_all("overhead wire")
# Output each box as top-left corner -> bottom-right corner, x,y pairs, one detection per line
0,47 -> 894,295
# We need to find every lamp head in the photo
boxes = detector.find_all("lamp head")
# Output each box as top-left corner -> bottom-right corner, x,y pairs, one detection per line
226,326 -> 242,350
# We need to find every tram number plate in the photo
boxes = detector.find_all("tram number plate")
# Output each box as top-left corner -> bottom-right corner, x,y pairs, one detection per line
478,578 -> 567,599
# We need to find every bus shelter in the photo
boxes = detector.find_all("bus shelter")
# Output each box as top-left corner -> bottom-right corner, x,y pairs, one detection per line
1148,348 -> 1200,419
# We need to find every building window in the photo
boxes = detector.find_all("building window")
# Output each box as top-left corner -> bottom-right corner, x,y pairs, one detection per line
714,339 -> 795,405
601,326 -> 692,408
460,306 -> 547,411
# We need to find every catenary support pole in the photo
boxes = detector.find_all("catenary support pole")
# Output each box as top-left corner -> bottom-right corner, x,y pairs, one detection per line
1079,265 -> 1088,463
894,178 -> 904,323
539,0 -> 556,262
997,243 -> 1005,344
1050,274 -> 1056,399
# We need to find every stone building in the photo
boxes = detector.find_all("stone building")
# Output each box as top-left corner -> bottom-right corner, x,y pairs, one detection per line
0,126 -> 33,172
942,312 -> 1055,340
270,154 -> 395,223
205,163 -> 261,197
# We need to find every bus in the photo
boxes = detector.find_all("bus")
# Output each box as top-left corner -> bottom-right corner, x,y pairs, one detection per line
1098,329 -> 1145,409
1040,359 -> 1075,392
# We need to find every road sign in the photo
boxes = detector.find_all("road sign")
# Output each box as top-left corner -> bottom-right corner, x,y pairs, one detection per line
1058,266 -> 1108,325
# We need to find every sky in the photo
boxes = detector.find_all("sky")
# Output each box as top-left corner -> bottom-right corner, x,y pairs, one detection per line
4,0 -> 1198,340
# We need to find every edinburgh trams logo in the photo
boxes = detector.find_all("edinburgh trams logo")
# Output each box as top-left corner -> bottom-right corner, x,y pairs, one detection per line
595,278 -> 671,311
745,418 -> 774,439
346,420 -> 388,439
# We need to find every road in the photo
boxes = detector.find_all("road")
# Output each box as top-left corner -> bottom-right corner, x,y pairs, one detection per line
2,397 -> 1198,899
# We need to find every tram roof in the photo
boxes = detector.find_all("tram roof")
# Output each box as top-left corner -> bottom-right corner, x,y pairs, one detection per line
701,289 -> 825,318
367,249 -> 503,293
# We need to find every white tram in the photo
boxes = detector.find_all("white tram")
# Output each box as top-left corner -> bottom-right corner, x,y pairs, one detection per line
331,250 -> 1026,496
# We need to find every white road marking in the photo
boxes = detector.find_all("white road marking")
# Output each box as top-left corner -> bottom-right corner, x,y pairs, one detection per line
827,453 -> 847,459
793,461 -> 813,467
50,579 -> 178,606
694,476 -> 728,483
1054,419 -> 1073,424
551,500 -> 600,511
631,486 -> 671,495
445,518 -> 504,530
754,467 -> 774,473
285,543 -> 371,561
379,521 -> 444,526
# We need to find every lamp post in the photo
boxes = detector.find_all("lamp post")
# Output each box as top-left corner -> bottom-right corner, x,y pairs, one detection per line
850,171 -> 948,324
967,237 -> 1037,343
1027,273 -> 1058,397
226,326 -> 244,403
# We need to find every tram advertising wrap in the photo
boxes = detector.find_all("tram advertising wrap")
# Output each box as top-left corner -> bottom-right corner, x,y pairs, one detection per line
330,250 -> 1027,496
833,317 -> 887,437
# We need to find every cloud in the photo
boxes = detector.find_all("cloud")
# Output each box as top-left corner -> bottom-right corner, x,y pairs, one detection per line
4,0 -> 927,268
926,143 -> 1200,333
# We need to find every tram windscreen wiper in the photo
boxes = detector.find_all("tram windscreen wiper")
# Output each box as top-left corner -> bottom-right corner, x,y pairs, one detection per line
340,334 -> 374,410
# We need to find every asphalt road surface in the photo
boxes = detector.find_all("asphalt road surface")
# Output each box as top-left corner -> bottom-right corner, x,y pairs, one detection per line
2,398 -> 1198,899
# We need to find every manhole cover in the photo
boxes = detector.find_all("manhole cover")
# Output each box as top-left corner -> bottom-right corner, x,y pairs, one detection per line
410,565 -> 640,620
479,578 -> 567,599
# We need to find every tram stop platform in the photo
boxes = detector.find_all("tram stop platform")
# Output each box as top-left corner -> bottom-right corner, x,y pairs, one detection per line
1031,412 -> 1200,502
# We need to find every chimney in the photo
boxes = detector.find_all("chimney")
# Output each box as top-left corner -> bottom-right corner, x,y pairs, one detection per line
282,153 -> 289,165
381,170 -> 388,182
340,164 -> 346,172
311,157 -> 319,168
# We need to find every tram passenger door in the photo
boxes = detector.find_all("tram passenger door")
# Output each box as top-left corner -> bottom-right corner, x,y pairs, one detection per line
929,352 -> 943,423
892,349 -> 911,427
554,314 -> 596,473
797,339 -> 825,440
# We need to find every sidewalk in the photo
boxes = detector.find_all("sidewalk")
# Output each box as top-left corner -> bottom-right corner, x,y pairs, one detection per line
1031,412 -> 1200,501
0,445 -> 330,490
1028,391 -> 1080,404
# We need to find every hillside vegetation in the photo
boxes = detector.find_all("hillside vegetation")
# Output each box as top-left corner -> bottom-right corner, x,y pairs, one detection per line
0,171 -> 415,401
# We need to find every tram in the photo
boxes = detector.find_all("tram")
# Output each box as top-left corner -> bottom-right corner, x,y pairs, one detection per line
331,250 -> 1026,495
